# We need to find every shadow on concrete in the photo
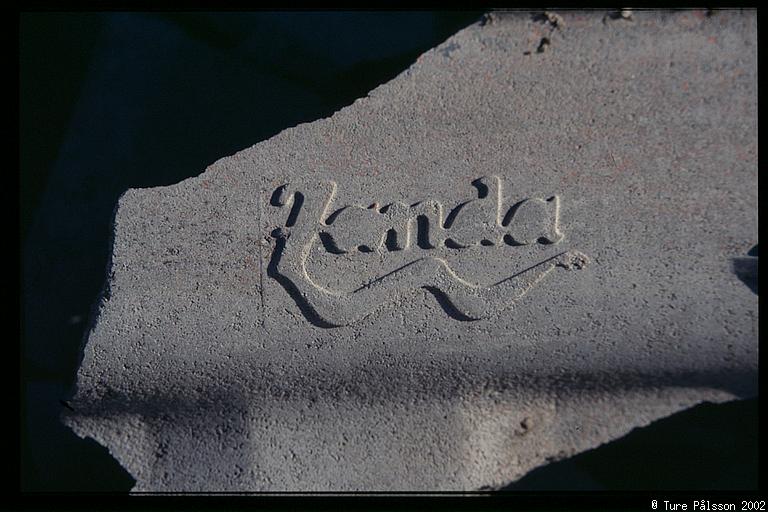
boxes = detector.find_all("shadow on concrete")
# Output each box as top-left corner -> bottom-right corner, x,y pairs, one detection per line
500,397 -> 758,491
20,11 -> 483,492
20,11 -> 758,492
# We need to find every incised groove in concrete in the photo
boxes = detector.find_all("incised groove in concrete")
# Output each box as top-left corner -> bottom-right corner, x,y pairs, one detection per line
268,176 -> 589,327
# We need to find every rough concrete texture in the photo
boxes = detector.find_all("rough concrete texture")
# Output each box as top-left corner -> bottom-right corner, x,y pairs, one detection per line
62,10 -> 757,491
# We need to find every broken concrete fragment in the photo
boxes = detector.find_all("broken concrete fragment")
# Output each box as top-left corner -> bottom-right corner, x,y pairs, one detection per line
63,10 -> 757,491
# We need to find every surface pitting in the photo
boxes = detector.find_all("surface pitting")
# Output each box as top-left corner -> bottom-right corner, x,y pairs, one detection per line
63,10 -> 757,491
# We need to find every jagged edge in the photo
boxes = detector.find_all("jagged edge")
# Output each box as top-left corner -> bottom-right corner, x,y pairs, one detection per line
58,10 -> 491,415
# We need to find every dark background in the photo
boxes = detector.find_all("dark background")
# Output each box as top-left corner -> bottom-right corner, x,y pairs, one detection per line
20,11 -> 758,492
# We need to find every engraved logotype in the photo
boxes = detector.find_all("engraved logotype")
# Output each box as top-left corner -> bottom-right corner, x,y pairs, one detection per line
267,176 -> 589,327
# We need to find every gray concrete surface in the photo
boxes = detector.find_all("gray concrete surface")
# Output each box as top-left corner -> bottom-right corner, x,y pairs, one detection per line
62,10 -> 757,491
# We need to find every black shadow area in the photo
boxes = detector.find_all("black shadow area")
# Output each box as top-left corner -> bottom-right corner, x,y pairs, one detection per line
499,398 -> 758,491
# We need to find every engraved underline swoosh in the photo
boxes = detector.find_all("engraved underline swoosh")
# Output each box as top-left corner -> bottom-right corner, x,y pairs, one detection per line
353,258 -> 430,292
346,251 -> 569,293
491,251 -> 569,286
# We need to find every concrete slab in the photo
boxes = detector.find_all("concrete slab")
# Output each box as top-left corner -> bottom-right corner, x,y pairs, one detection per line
62,9 -> 757,491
